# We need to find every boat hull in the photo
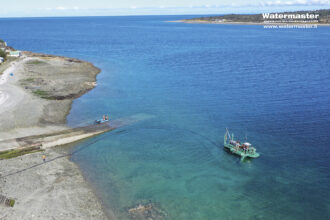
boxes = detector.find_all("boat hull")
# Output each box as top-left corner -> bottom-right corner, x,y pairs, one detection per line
224,144 -> 260,159
94,119 -> 109,124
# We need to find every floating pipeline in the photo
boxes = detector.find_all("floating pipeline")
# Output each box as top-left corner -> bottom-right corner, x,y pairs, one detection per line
0,113 -> 155,152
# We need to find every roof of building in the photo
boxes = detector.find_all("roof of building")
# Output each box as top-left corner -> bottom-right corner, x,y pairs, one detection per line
9,51 -> 21,54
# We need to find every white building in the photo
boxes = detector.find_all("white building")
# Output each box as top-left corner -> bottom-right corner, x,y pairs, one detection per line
0,57 -> 4,64
8,51 -> 21,57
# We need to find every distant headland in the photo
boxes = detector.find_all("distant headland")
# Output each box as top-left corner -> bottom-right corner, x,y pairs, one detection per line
175,9 -> 330,25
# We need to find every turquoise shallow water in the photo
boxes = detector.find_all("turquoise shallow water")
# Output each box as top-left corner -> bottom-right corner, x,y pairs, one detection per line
1,16 -> 330,219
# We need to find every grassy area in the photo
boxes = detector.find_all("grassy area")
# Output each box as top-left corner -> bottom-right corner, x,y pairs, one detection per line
0,146 -> 44,160
33,89 -> 48,96
33,89 -> 49,98
32,89 -> 57,100
20,78 -> 35,87
27,60 -> 46,65
23,77 -> 35,82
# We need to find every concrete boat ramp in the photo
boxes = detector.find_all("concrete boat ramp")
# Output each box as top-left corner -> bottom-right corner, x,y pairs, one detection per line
0,113 -> 153,153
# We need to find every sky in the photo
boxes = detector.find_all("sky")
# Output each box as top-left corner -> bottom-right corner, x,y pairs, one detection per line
0,0 -> 329,17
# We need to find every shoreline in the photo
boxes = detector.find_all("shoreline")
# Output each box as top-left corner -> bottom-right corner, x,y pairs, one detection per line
0,49 -> 112,219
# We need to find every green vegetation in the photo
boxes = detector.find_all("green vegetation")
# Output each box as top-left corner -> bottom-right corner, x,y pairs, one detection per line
0,49 -> 6,59
20,78 -> 35,87
0,147 -> 43,160
32,89 -> 56,100
0,39 -> 4,43
9,199 -> 15,207
185,9 -> 330,24
33,89 -> 49,98
23,77 -> 35,82
27,60 -> 45,65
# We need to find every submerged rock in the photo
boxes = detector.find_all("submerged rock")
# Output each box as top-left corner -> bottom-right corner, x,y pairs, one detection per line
128,202 -> 166,220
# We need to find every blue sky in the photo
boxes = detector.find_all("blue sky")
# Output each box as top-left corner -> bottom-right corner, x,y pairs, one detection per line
0,0 -> 329,17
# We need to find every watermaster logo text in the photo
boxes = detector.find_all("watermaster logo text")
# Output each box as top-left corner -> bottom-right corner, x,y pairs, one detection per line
263,12 -> 319,28
262,13 -> 319,20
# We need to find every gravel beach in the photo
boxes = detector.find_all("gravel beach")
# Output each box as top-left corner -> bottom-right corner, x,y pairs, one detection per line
0,50 -> 113,219
0,149 -> 110,220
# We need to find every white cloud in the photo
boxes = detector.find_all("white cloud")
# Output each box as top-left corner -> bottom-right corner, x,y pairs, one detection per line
262,0 -> 330,6
55,6 -> 67,10
54,6 -> 80,11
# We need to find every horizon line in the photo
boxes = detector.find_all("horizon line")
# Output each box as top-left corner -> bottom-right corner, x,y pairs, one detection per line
0,8 -> 329,19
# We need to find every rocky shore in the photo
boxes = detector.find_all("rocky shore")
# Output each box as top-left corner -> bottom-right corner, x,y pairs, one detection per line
0,51 -> 100,138
0,48 -> 112,219
0,149 -> 110,220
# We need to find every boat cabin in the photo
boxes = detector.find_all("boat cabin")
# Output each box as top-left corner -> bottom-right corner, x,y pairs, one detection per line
242,142 -> 251,148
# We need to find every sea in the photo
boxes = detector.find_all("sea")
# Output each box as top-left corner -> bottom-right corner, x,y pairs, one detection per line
0,15 -> 329,219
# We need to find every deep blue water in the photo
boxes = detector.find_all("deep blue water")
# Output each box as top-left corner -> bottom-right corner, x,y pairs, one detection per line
1,16 -> 330,219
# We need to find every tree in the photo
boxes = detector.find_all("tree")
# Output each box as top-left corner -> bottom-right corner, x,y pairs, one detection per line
0,49 -> 6,59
